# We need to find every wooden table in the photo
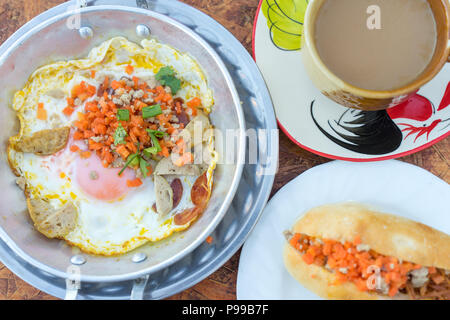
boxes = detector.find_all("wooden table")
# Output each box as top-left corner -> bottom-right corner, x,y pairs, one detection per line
0,0 -> 448,300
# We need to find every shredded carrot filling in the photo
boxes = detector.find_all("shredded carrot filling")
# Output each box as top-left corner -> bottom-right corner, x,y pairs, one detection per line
288,233 -> 444,297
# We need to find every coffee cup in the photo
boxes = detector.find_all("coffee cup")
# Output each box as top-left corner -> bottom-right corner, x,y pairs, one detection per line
301,0 -> 450,111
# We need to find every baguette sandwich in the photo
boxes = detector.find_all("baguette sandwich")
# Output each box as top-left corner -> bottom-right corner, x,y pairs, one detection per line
283,203 -> 450,300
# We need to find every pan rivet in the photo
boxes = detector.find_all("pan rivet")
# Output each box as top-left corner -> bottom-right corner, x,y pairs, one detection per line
70,255 -> 86,265
132,252 -> 147,263
79,27 -> 93,39
136,25 -> 151,38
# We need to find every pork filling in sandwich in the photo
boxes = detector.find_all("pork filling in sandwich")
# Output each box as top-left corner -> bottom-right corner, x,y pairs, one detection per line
285,231 -> 450,300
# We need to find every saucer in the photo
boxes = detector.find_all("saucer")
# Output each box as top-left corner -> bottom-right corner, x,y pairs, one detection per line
253,0 -> 450,161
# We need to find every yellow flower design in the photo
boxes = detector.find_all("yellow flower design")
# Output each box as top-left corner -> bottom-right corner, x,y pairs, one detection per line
262,0 -> 308,51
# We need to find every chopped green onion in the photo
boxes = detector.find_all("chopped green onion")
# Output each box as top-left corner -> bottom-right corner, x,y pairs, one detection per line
143,146 -> 158,157
139,158 -> 150,177
156,66 -> 181,94
117,109 -> 130,121
146,129 -> 168,138
113,124 -> 127,145
128,154 -> 139,167
142,104 -> 162,119
118,143 -> 141,176
148,132 -> 162,152
118,153 -> 139,176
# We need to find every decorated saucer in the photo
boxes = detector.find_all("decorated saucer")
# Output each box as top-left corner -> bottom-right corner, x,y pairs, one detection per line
253,0 -> 450,161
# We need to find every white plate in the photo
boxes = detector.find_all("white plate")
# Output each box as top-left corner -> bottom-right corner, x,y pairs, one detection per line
236,160 -> 450,299
253,0 -> 450,161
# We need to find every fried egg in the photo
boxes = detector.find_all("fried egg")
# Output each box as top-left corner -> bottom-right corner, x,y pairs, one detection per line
8,37 -> 217,255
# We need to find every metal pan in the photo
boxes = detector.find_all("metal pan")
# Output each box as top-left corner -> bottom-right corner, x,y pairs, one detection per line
0,2 -> 246,285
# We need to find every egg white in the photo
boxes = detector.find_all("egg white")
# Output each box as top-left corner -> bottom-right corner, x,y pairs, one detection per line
8,37 -> 217,255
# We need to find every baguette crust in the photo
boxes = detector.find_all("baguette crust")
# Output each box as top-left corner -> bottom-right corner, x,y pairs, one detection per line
292,203 -> 450,269
283,202 -> 450,300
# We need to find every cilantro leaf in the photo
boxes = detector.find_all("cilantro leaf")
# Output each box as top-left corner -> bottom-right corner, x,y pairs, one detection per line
114,124 -> 127,145
139,158 -> 150,177
156,66 -> 181,94
155,66 -> 174,79
162,76 -> 181,95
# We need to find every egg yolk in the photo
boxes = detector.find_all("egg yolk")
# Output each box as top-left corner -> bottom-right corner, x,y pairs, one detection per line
75,155 -> 135,201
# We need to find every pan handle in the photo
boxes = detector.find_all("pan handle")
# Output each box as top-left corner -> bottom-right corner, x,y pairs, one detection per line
64,265 -> 81,300
65,287 -> 79,300
130,275 -> 150,300
136,0 -> 149,9
70,0 -> 154,9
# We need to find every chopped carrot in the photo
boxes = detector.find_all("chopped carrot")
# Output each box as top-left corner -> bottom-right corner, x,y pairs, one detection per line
80,151 -> 91,159
132,76 -> 139,88
302,253 -> 314,265
354,279 -> 368,292
71,84 -> 83,99
206,236 -> 213,244
353,235 -> 362,245
90,70 -> 96,79
388,286 -> 398,297
167,126 -> 177,135
188,105 -> 197,116
162,93 -> 172,103
125,64 -> 134,75
66,97 -> 75,107
111,80 -> 122,90
71,81 -> 96,101
126,178 -> 142,187
86,83 -> 96,96
36,103 -> 47,120
159,145 -> 170,158
88,139 -> 103,151
116,145 -> 130,160
73,131 -> 84,140
63,106 -> 75,116
187,97 -> 201,108
289,233 -> 302,248
70,145 -> 80,152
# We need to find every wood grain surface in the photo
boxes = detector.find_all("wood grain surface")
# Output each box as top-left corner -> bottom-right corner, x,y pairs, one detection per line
0,0 -> 448,300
